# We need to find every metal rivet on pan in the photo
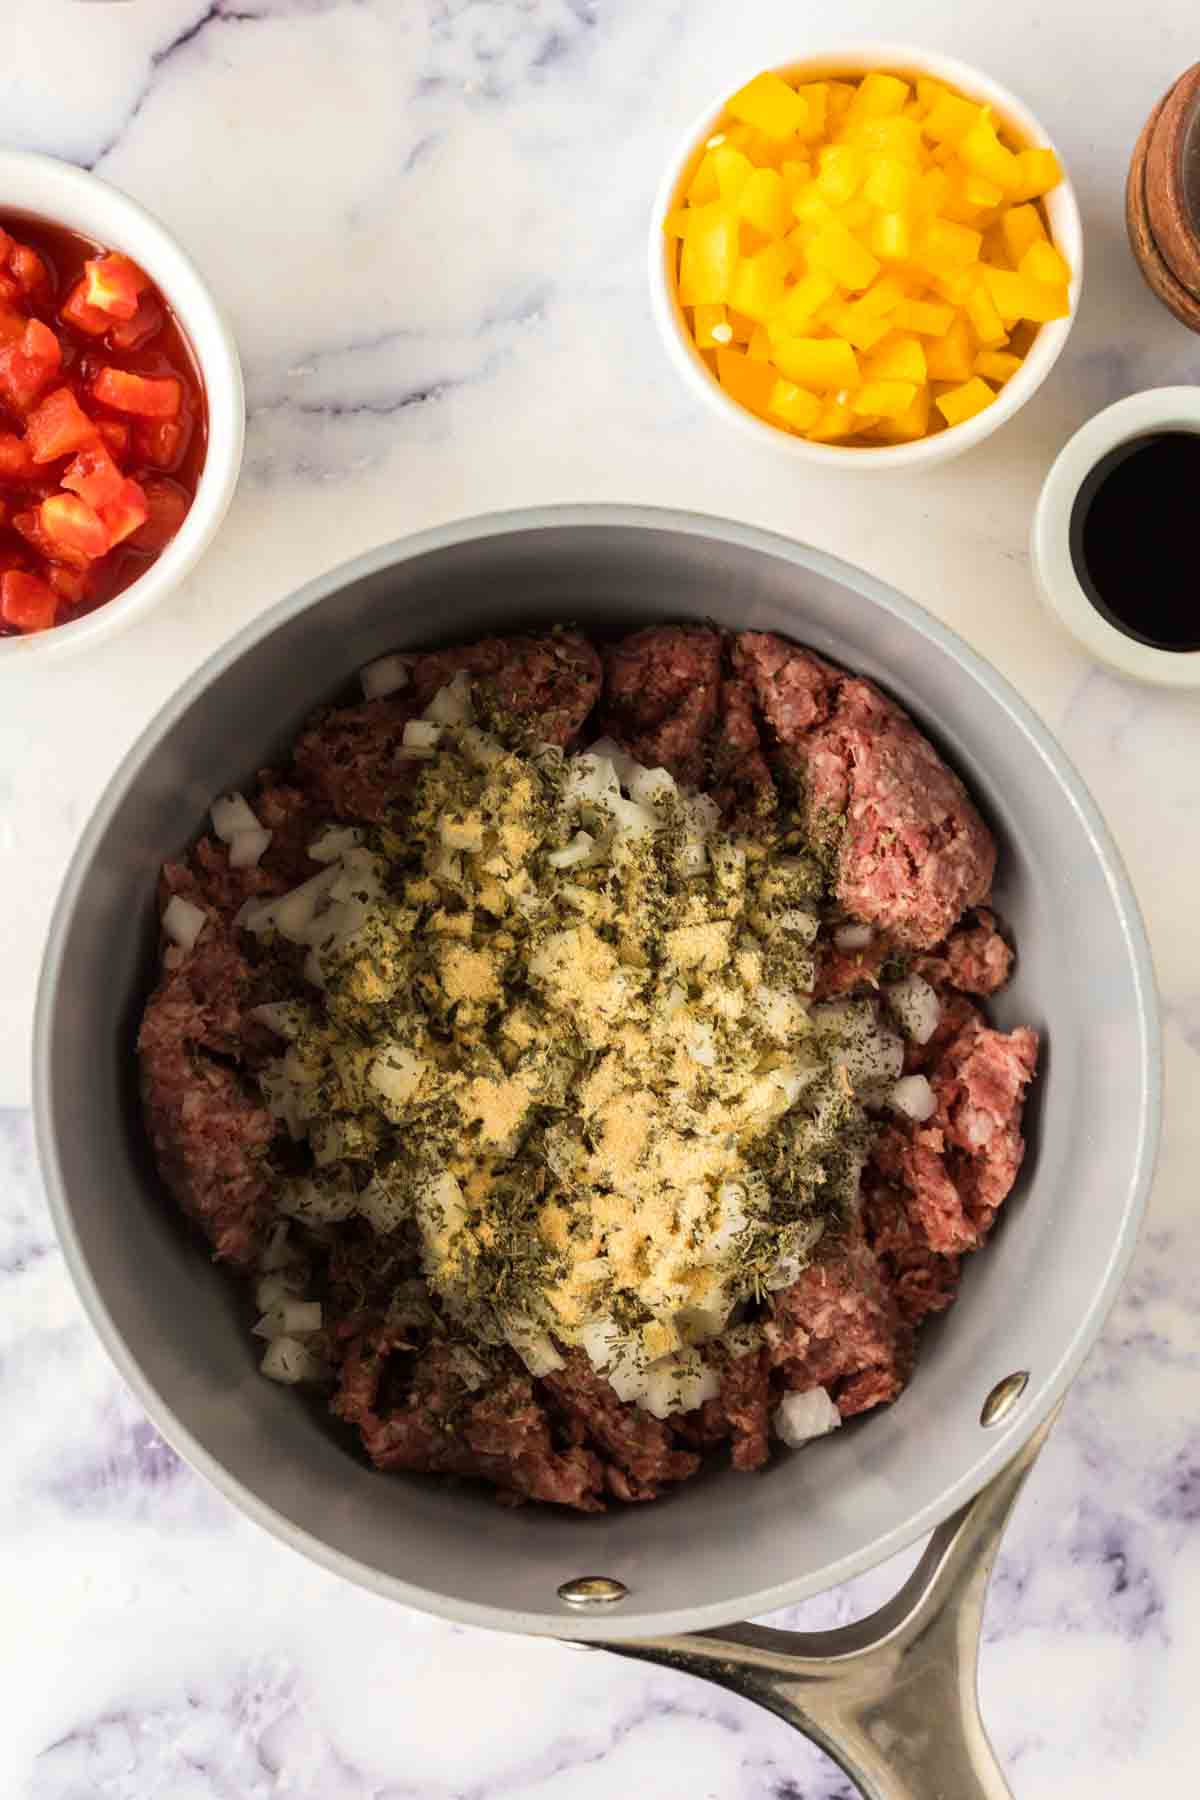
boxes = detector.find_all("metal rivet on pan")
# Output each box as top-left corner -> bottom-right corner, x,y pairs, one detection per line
980,1371 -> 1030,1427
557,1575 -> 629,1608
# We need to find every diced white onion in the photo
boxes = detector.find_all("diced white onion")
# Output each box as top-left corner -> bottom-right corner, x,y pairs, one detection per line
777,907 -> 820,944
424,671 -> 473,725
885,974 -> 941,1046
228,827 -> 272,869
259,1222 -> 293,1272
722,1322 -> 764,1360
564,753 -> 619,810
608,794 -> 658,839
403,719 -> 443,751
629,766 -> 677,808
774,1388 -> 842,1447
688,1023 -> 717,1067
643,1349 -> 721,1420
547,830 -> 596,870
440,814 -> 484,853
360,653 -> 410,700
447,1344 -> 489,1391
162,895 -> 207,952
460,726 -> 504,768
834,922 -> 874,952
504,1315 -> 565,1377
254,1298 -> 322,1339
308,825 -> 364,864
889,1073 -> 937,1123
210,791 -> 260,843
261,1336 -> 325,1384
685,793 -> 720,838
255,1272 -> 305,1311
248,1001 -> 308,1040
584,737 -> 640,790
678,840 -> 707,877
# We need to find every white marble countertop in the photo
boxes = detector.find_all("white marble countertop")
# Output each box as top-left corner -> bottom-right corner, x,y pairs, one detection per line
3,1 -> 1200,1794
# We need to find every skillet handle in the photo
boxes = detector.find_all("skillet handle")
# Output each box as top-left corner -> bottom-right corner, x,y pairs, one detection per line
598,1406 -> 1060,1800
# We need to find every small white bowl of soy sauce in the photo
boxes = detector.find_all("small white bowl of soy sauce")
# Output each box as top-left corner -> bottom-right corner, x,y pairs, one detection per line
1033,387 -> 1200,684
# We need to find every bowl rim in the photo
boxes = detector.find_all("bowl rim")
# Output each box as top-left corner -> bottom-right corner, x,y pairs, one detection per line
0,150 -> 244,661
34,504 -> 1160,1638
649,40 -> 1084,470
1032,385 -> 1200,685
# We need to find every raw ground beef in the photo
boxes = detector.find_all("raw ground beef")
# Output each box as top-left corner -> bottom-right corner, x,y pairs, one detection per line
139,622 -> 1040,1509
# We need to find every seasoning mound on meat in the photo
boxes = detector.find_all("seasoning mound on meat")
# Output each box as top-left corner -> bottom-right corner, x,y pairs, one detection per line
138,624 -> 1040,1509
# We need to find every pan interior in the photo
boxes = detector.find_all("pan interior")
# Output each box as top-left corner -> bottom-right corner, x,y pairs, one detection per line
36,511 -> 1156,1639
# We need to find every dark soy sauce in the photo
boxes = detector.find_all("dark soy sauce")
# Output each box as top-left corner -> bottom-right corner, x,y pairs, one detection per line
1069,431 -> 1200,652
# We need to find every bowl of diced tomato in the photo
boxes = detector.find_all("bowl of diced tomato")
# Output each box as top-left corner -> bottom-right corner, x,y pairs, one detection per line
0,152 -> 243,651
651,44 -> 1082,467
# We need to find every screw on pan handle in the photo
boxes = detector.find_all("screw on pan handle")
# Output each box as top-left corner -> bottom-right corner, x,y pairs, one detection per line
598,1405 -> 1060,1800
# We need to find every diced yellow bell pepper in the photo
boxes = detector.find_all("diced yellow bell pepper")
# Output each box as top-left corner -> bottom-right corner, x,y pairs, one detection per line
965,275 -> 1008,346
924,313 -> 973,381
915,167 -> 951,219
687,148 -> 721,204
844,71 -> 910,127
727,122 -> 784,165
973,348 -> 1022,383
964,172 -> 1004,209
771,268 -> 838,335
821,300 -> 892,351
892,297 -> 955,336
916,77 -> 944,113
958,109 -> 1022,193
1000,204 -> 1046,265
729,240 -> 793,322
1019,239 -> 1071,286
716,346 -> 778,415
1012,147 -> 1062,199
772,336 -> 861,390
806,394 -> 858,440
738,167 -> 792,238
849,116 -> 923,164
713,144 -> 754,201
806,218 -> 880,291
679,203 -> 739,304
727,307 -> 756,342
932,269 -> 974,306
935,376 -> 996,426
871,209 -> 913,262
981,264 -> 1070,323
791,183 -> 837,231
664,207 -> 689,239
747,325 -> 773,361
852,378 -> 918,419
780,159 -> 811,196
874,382 -> 931,441
856,274 -> 907,318
863,155 -> 918,211
793,82 -> 830,142
866,331 -> 927,383
838,196 -> 874,232
924,91 -> 982,145
817,143 -> 862,205
693,304 -> 731,348
768,379 -> 822,430
825,81 -> 856,127
727,71 -> 809,140
917,216 -> 983,275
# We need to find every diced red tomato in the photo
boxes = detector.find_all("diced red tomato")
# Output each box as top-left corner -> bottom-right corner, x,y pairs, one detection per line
100,477 -> 149,547
0,228 -> 11,265
134,411 -> 192,471
107,292 -> 164,353
128,476 -> 189,551
24,387 -> 97,463
9,244 -> 48,295
0,301 -> 23,342
48,563 -> 88,605
93,366 -> 181,419
13,507 -> 85,568
0,318 -> 62,413
95,418 -> 130,458
82,253 -> 147,322
1,569 -> 57,631
61,442 -> 124,508
40,492 -> 111,559
0,432 -> 32,479
60,278 -> 111,338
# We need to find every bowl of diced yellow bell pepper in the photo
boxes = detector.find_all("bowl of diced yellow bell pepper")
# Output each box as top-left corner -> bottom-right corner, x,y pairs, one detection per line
651,44 -> 1082,465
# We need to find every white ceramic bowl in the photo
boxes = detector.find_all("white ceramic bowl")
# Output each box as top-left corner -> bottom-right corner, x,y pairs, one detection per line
0,151 -> 243,660
1032,385 -> 1200,685
650,43 -> 1083,471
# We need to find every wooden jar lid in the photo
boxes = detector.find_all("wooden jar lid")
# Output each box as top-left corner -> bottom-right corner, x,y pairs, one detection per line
1127,63 -> 1200,333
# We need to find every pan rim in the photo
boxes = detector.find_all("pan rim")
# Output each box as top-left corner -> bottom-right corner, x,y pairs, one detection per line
33,503 -> 1161,1640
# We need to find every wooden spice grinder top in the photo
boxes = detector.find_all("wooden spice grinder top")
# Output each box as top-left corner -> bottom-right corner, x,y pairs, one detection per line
1127,62 -> 1200,332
